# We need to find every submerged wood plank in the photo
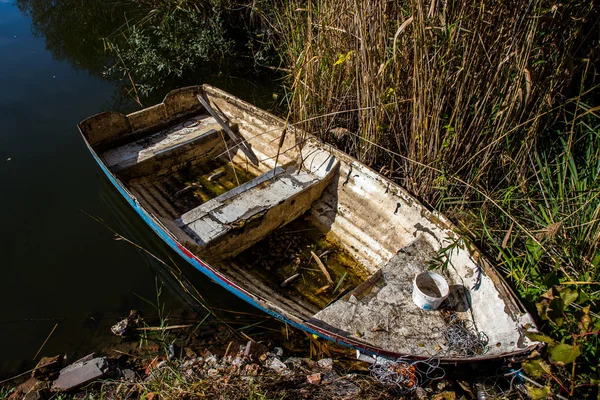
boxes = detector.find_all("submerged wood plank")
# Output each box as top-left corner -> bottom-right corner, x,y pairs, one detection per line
311,251 -> 333,284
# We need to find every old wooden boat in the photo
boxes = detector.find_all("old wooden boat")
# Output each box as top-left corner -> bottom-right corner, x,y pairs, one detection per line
79,85 -> 541,362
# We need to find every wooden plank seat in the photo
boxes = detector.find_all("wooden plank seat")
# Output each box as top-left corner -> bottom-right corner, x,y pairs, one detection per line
100,116 -> 226,179
177,143 -> 339,262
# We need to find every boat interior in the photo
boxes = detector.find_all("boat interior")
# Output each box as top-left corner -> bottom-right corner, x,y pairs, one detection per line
79,85 -> 537,359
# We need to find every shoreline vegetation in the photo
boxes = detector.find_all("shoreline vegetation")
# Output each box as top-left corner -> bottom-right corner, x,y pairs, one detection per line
0,306 -> 478,400
0,291 -> 544,400
9,0 -> 600,398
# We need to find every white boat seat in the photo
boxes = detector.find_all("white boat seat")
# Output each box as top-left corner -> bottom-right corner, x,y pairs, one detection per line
178,165 -> 285,225
177,143 -> 338,260
100,116 -> 224,177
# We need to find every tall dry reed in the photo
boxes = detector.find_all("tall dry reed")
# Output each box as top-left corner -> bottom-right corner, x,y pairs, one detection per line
263,0 -> 596,204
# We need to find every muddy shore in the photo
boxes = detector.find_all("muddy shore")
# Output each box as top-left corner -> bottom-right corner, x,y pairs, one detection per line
1,309 -> 531,400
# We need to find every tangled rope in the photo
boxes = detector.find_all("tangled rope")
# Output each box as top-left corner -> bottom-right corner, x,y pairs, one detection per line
369,315 -> 489,392
369,356 -> 445,394
441,315 -> 488,356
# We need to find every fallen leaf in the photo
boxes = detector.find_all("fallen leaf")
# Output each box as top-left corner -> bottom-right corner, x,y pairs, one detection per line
522,358 -> 551,378
549,343 -> 580,366
526,385 -> 551,399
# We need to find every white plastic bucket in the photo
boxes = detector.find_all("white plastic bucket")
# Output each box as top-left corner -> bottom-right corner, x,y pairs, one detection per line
412,271 -> 449,310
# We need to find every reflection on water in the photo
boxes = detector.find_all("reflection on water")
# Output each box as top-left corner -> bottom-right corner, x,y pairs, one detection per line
0,0 -> 275,377
16,0 -> 140,76
15,0 -> 279,110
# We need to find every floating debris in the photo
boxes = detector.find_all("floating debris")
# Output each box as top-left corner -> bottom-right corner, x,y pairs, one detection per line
281,273 -> 301,288
110,310 -> 142,337
307,372 -> 322,384
52,356 -> 111,392
232,218 -> 367,309
311,251 -> 333,284
208,169 -> 226,182
315,284 -> 331,295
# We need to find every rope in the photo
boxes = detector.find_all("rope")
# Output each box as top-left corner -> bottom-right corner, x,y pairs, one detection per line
441,315 -> 489,357
369,356 -> 445,394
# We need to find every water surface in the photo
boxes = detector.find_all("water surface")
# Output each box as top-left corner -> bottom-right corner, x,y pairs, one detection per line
0,0 -> 273,376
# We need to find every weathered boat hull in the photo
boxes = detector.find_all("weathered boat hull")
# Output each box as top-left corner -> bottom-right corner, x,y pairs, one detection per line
79,85 -> 541,362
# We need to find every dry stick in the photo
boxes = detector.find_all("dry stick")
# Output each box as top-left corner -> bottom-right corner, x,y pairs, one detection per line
574,329 -> 600,339
273,127 -> 288,178
565,60 -> 590,193
454,101 -> 570,176
281,273 -> 301,288
106,40 -> 142,108
308,64 -> 562,179
196,94 -> 241,185
210,101 -> 412,164
311,251 -> 333,284
197,94 -> 239,144
224,341 -> 233,358
0,359 -> 59,385
125,71 -> 142,108
136,324 -> 194,332
112,349 -> 137,358
273,55 -> 319,177
196,93 -> 257,166
33,323 -> 58,361
319,250 -> 330,258
497,221 -> 514,262
571,360 -> 577,397
239,331 -> 255,343
208,307 -> 271,317
220,131 -> 240,186
276,80 -> 570,228
315,285 -> 331,295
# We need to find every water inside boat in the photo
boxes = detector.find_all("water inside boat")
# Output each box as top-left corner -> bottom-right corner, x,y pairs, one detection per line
221,217 -> 369,316
129,159 -> 258,219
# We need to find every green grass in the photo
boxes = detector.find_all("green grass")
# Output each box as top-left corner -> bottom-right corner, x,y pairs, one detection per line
0,387 -> 14,400
471,109 -> 600,397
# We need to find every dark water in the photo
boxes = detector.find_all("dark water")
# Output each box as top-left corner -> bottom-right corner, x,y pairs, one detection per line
0,0 -> 275,377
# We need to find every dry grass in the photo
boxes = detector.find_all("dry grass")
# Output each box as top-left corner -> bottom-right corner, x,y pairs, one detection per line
262,0 -> 596,204
255,1 -> 599,395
